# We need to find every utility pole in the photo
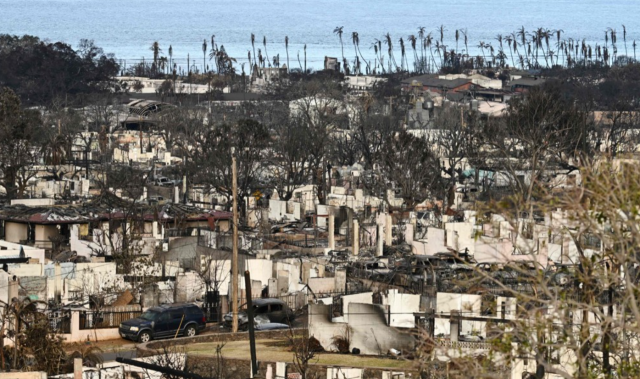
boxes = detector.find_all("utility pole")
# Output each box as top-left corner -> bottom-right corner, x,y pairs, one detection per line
385,96 -> 396,116
244,271 -> 258,378
231,151 -> 239,333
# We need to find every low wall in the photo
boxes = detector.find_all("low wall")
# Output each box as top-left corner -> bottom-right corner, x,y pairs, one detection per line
69,327 -> 122,342
186,356 -> 419,379
60,310 -> 127,343
0,373 -> 47,379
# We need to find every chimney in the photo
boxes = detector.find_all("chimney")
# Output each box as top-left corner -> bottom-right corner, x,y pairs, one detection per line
352,219 -> 359,256
328,213 -> 335,250
74,357 -> 82,379
376,224 -> 384,257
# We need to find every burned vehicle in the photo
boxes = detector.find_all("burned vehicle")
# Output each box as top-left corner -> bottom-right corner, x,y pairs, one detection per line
223,298 -> 295,330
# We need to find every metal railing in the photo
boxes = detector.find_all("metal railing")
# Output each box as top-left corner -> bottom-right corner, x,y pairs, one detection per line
165,228 -> 197,238
79,310 -> 142,330
49,312 -> 71,334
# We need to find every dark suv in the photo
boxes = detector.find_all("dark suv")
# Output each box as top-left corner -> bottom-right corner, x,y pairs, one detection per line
119,303 -> 206,343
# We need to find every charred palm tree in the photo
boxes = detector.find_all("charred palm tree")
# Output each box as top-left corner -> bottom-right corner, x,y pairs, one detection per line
435,41 -> 445,69
263,36 -> 270,67
462,29 -> 469,55
622,25 -> 628,58
150,41 -> 162,76
508,32 -> 521,68
496,50 -> 506,68
351,32 -> 370,74
208,36 -> 219,73
384,33 -> 399,72
604,30 -> 609,65
251,33 -> 257,69
517,26 -> 527,65
202,39 -> 207,73
168,45 -> 173,71
438,24 -> 446,46
609,28 -> 618,63
334,27 -> 345,70
532,28 -> 546,67
418,27 -> 426,70
633,40 -> 637,62
371,40 -> 381,74
495,34 -> 503,53
351,31 -> 359,73
477,41 -> 487,67
158,56 -> 168,75
488,43 -> 495,67
285,36 -> 290,71
425,32 -> 435,72
399,37 -> 407,71
542,28 -> 552,67
554,29 -> 563,66
505,34 -> 516,67
408,35 -> 418,72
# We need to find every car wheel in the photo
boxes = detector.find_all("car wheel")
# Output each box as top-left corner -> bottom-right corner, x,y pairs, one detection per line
138,331 -> 152,343
185,325 -> 197,337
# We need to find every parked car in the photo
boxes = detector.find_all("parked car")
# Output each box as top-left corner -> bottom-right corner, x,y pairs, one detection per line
153,176 -> 180,187
148,196 -> 165,204
349,260 -> 393,281
119,303 -> 206,343
223,299 -> 295,330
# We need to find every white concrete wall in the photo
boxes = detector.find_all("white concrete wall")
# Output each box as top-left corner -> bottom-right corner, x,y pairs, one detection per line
0,271 -> 10,304
0,240 -> 45,263
35,224 -> 59,248
424,227 -> 447,255
327,368 -> 363,379
382,289 -> 420,328
274,260 -> 301,293
206,259 -> 230,295
7,263 -> 43,276
269,199 -> 302,221
175,271 -> 205,302
341,292 -> 373,323
436,293 -> 482,315
445,222 -> 475,254
308,277 -> 335,293
246,259 -> 273,288
5,222 -> 28,243
0,372 -> 47,379
10,199 -> 55,206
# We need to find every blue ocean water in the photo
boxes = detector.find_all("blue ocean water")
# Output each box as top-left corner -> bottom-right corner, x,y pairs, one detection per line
1,0 -> 638,69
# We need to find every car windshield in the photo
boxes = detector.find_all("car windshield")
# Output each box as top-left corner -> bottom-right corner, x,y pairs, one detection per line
139,310 -> 159,321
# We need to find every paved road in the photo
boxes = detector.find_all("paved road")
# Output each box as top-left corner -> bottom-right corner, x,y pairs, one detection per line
101,348 -> 137,362
96,319 -> 307,362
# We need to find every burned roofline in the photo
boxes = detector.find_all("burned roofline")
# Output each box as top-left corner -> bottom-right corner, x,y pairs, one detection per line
0,214 -> 230,225
0,257 -> 30,264
0,205 -> 232,225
